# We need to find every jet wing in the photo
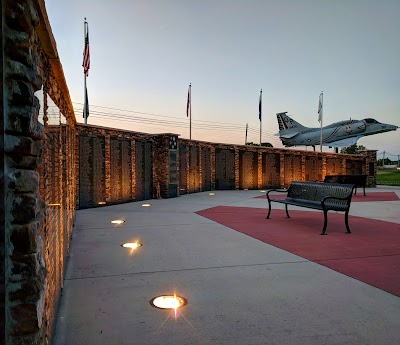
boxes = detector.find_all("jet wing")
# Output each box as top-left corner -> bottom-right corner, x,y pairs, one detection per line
323,136 -> 361,147
279,132 -> 299,139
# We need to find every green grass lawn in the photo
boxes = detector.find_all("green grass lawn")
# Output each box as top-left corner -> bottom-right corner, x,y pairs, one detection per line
376,169 -> 400,186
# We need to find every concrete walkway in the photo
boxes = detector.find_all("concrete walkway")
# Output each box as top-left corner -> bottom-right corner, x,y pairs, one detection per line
53,187 -> 400,345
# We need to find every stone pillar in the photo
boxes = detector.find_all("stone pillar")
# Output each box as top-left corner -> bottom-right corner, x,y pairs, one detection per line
131,139 -> 136,200
279,153 -> 285,187
301,155 -> 306,182
257,151 -> 262,189
234,148 -> 239,189
360,150 -> 377,187
104,135 -> 111,202
210,147 -> 216,190
3,1 -> 46,344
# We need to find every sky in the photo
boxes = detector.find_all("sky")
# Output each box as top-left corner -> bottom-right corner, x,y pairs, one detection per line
45,0 -> 399,161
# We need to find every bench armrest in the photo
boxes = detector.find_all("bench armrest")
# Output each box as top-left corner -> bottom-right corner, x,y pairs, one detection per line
321,195 -> 352,208
266,189 -> 288,201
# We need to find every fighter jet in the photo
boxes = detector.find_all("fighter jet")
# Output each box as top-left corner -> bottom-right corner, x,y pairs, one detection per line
277,112 -> 398,148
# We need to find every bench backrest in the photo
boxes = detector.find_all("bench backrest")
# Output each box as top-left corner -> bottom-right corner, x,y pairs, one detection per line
287,181 -> 354,206
324,174 -> 367,187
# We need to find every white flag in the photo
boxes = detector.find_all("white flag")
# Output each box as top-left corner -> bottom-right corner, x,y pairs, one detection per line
318,92 -> 323,122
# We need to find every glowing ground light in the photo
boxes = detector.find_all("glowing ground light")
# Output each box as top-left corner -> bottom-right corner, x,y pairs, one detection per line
142,203 -> 151,207
98,201 -> 106,205
150,295 -> 188,310
121,242 -> 142,249
208,192 -> 215,196
260,190 -> 266,193
244,188 -> 248,191
111,220 -> 125,224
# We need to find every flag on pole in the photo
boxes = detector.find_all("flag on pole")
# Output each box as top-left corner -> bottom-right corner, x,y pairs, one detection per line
82,20 -> 90,76
318,92 -> 323,122
83,84 -> 89,118
259,89 -> 262,121
186,84 -> 191,117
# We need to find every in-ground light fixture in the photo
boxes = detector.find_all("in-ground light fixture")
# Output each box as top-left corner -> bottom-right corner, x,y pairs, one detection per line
150,294 -> 188,318
111,219 -> 125,225
121,242 -> 142,250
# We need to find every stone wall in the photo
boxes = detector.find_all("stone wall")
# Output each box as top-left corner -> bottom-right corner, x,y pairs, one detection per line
177,139 -> 375,192
2,0 -> 76,344
73,128 -> 375,209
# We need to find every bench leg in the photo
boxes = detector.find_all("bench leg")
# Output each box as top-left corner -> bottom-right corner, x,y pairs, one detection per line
321,210 -> 328,235
266,201 -> 272,219
285,204 -> 290,218
345,211 -> 351,234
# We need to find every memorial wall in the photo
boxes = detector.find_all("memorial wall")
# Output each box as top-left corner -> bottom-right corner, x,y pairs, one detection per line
177,140 -> 376,192
78,134 -> 106,208
135,141 -> 152,201
215,148 -> 236,190
239,150 -> 258,189
262,152 -> 281,188
76,125 -> 155,208
74,127 -> 376,209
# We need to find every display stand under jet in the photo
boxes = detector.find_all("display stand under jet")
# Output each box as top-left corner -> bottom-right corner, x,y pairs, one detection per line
276,112 -> 398,149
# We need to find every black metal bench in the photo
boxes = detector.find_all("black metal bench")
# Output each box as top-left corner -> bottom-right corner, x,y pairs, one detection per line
266,181 -> 355,235
324,174 -> 367,196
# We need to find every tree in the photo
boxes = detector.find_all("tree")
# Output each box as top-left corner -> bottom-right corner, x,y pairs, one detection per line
340,144 -> 366,154
245,142 -> 273,147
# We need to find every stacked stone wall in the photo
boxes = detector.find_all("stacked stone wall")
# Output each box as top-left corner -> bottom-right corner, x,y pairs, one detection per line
2,1 -> 76,344
177,140 -> 375,191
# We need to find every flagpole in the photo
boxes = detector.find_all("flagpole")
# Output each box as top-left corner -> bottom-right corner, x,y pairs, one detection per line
189,83 -> 192,140
83,17 -> 87,125
319,91 -> 323,152
83,18 -> 88,124
259,89 -> 262,145
84,73 -> 87,124
82,18 -> 90,124
245,123 -> 248,145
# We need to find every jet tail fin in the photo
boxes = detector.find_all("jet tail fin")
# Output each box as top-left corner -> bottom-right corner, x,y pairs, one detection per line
276,112 -> 307,136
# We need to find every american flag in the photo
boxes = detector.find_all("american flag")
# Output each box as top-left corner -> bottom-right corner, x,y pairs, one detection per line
82,20 -> 90,76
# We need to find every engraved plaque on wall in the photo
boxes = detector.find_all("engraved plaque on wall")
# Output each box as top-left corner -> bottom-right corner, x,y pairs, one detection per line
168,150 -> 178,197
262,153 -> 280,188
284,155 -> 302,186
110,137 -> 132,203
79,134 -> 106,208
135,141 -> 152,201
305,156 -> 322,181
346,160 -> 362,175
189,146 -> 200,193
179,144 -> 187,194
239,151 -> 258,189
202,147 -> 211,191
326,158 -> 342,175
215,148 -> 235,190
169,150 -> 178,184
